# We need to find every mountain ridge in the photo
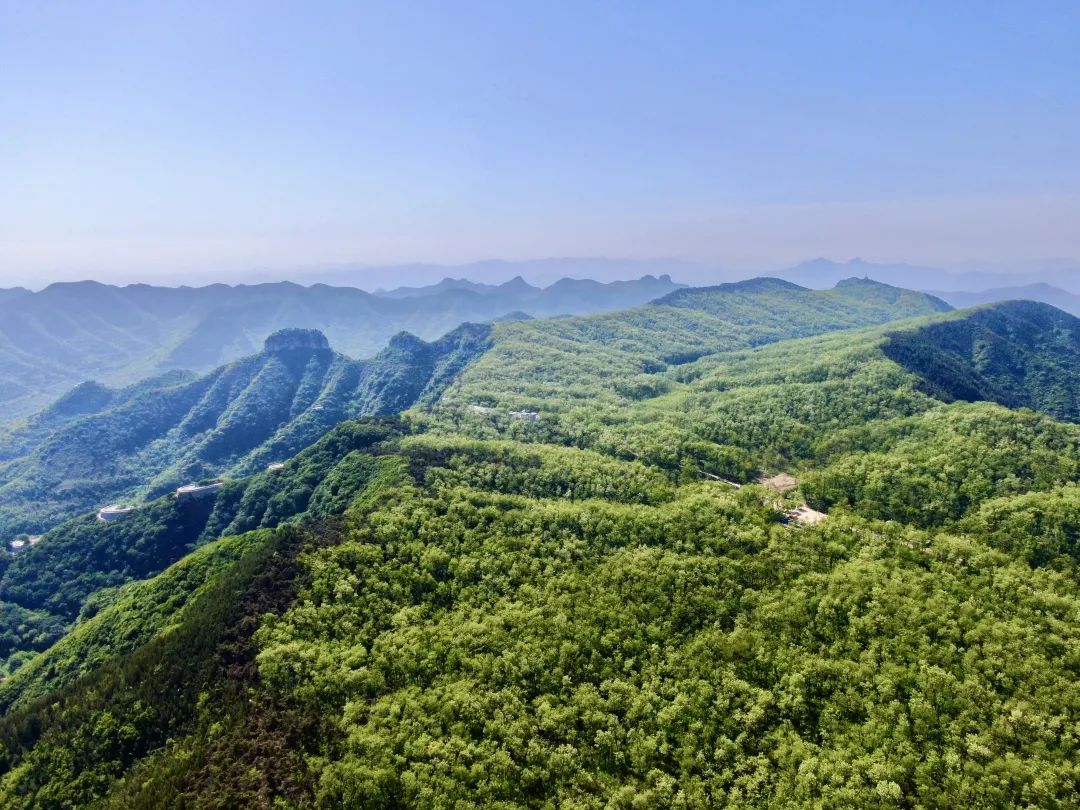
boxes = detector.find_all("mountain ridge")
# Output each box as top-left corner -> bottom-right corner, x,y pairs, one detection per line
0,324 -> 490,536
0,274 -> 682,419
883,300 -> 1080,422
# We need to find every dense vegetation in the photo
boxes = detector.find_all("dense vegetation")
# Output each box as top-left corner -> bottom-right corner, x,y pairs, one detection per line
0,325 -> 488,536
0,275 -> 679,419
0,524 -> 320,805
4,279 -> 1080,807
882,300 -> 1080,422
0,420 -> 402,675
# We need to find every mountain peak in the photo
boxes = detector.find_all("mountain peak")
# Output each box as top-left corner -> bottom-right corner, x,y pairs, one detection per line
499,275 -> 537,292
387,331 -> 428,352
834,276 -> 884,287
263,328 -> 330,353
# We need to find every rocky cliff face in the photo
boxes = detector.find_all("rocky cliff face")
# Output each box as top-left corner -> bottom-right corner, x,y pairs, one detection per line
263,328 -> 331,353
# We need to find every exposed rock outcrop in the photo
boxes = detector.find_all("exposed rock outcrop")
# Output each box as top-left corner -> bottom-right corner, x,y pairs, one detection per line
263,328 -> 331,353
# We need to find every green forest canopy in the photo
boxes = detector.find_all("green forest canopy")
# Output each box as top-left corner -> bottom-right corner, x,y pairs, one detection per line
2,284 -> 1080,807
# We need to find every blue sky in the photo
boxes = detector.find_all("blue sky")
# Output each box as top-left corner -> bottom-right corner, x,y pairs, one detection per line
1,1 -> 1078,284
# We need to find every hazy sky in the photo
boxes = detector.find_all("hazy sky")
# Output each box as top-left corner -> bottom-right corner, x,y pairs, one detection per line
2,1 -> 1079,285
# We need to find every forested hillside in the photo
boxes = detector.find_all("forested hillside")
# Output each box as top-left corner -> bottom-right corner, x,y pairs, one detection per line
0,275 -> 679,418
0,325 -> 489,536
0,420 -> 402,679
882,300 -> 1080,421
4,281 -> 1080,808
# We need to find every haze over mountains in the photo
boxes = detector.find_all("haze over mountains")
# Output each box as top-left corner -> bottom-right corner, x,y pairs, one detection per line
930,283 -> 1080,317
298,257 -> 703,291
777,257 -> 1080,294
0,273 -> 681,419
3,255 -> 1076,422
8,253 -> 1076,292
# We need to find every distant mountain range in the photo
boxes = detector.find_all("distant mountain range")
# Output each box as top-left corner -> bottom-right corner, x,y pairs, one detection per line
930,283 -> 1080,316
373,273 -> 684,311
6,255 -> 1079,423
284,257 -> 706,289
0,288 -> 30,306
0,274 -> 681,419
780,258 -> 1080,294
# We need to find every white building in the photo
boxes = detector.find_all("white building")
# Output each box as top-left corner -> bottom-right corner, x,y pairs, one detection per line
176,481 -> 225,502
97,505 -> 135,522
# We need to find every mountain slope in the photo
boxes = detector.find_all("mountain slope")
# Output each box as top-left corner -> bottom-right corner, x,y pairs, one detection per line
6,380 -> 1080,804
658,275 -> 951,325
0,289 -> 30,306
0,419 -> 403,680
0,523 -> 321,807
882,300 -> 1080,422
444,277 -> 950,409
8,286 -> 1080,807
0,325 -> 489,536
0,275 -> 682,419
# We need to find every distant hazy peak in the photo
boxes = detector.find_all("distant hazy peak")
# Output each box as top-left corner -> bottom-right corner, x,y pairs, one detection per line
498,275 -> 538,293
0,287 -> 31,306
930,283 -> 1080,318
263,328 -> 331,353
373,277 -> 498,298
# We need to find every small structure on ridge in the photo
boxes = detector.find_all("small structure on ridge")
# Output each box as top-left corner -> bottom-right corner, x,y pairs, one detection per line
176,481 -> 225,502
97,504 -> 135,522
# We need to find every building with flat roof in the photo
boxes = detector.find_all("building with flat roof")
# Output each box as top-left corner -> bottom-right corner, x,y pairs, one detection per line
176,481 -> 225,502
97,505 -> 135,522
